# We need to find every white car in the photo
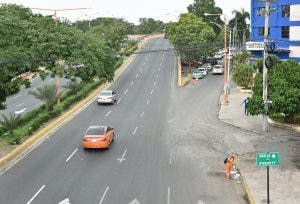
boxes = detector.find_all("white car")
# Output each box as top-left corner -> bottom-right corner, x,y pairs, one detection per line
212,65 -> 224,75
198,67 -> 207,76
97,90 -> 117,105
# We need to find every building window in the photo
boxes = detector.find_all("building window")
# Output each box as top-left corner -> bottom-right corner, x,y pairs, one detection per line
258,27 -> 270,36
257,7 -> 265,16
282,5 -> 290,17
281,26 -> 289,38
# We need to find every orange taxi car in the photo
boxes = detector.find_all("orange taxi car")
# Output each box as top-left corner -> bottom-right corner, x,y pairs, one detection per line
82,126 -> 115,149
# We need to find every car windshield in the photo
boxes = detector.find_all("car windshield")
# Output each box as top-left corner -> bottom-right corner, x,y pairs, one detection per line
214,66 -> 222,69
100,91 -> 112,96
198,68 -> 205,71
87,127 -> 105,135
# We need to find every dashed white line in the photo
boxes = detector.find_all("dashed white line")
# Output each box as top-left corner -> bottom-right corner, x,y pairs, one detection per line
167,186 -> 171,204
133,126 -> 138,135
151,90 -> 154,95
106,110 -> 111,117
140,111 -> 144,118
27,185 -> 45,204
124,89 -> 128,94
66,148 -> 78,162
136,73 -> 139,78
156,74 -> 159,78
146,99 -> 150,105
13,94 -> 22,99
99,186 -> 109,204
169,157 -> 172,165
139,68 -> 142,72
143,62 -> 146,65
16,103 -> 24,107
117,99 -> 121,104
154,82 -> 156,86
130,81 -> 134,86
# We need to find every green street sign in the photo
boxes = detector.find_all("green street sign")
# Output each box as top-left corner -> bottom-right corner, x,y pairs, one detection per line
256,152 -> 280,167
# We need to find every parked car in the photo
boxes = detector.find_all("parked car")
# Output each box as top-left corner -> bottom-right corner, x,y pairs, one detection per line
82,126 -> 115,149
198,67 -> 207,76
192,70 -> 205,79
212,65 -> 224,75
97,90 -> 117,105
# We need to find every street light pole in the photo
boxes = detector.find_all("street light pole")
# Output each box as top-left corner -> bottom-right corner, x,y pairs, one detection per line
263,0 -> 270,132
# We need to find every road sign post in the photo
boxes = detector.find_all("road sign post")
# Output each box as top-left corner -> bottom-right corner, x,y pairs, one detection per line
256,152 -> 280,204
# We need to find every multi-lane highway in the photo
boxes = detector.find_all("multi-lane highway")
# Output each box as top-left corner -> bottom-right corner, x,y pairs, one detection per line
0,37 -> 247,204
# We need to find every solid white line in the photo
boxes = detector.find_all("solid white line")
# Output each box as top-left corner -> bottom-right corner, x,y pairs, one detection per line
151,90 -> 154,95
167,186 -> 170,204
66,148 -> 78,162
117,99 -> 121,104
124,89 -> 128,94
99,186 -> 109,204
27,185 -> 45,204
16,103 -> 24,107
130,81 -> 134,86
106,110 -> 111,117
140,112 -> 144,118
136,73 -> 139,78
146,100 -> 150,105
133,127 -> 138,135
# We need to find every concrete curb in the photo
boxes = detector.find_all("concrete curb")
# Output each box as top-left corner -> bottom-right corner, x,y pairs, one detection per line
268,118 -> 300,133
241,175 -> 256,204
0,35 -> 155,169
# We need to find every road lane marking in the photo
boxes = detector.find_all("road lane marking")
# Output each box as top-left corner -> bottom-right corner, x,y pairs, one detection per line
117,149 -> 127,163
129,198 -> 141,204
58,198 -> 71,204
143,62 -> 146,65
167,186 -> 170,204
27,185 -> 45,204
13,94 -> 22,99
130,81 -> 134,86
154,82 -> 156,86
169,157 -> 172,165
117,99 -> 121,104
16,103 -> 24,107
136,73 -> 139,78
156,74 -> 158,78
158,67 -> 161,71
146,99 -> 150,105
66,148 -> 78,162
124,89 -> 128,95
15,108 -> 27,114
151,90 -> 154,95
106,110 -> 111,117
133,127 -> 138,135
99,186 -> 109,204
140,112 -> 144,118
139,68 -> 142,72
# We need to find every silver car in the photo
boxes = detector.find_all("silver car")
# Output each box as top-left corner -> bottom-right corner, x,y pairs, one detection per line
212,65 -> 224,75
97,90 -> 117,105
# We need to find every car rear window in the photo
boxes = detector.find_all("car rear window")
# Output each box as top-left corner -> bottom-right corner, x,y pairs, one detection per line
214,66 -> 222,69
87,127 -> 105,135
100,91 -> 112,96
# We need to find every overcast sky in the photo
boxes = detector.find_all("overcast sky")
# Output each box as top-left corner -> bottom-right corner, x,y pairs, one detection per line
1,0 -> 250,24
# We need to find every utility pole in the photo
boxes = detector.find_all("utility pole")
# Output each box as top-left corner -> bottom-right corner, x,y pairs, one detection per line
262,0 -> 270,132
30,7 -> 89,105
227,30 -> 232,96
224,15 -> 228,105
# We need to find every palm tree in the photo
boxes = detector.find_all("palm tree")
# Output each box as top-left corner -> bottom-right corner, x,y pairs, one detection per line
62,79 -> 82,94
229,9 -> 250,43
28,84 -> 57,111
0,113 -> 21,134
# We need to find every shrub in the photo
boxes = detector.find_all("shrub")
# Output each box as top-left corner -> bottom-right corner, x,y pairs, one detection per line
232,64 -> 255,89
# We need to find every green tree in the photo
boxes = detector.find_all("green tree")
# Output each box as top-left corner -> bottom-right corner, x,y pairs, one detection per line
229,9 -> 250,44
166,13 -> 216,61
63,79 -> 83,94
137,18 -> 165,34
187,0 -> 223,36
248,60 -> 300,122
28,84 -> 57,111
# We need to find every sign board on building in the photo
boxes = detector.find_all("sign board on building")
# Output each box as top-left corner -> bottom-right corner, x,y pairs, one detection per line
256,152 -> 280,167
246,42 -> 264,51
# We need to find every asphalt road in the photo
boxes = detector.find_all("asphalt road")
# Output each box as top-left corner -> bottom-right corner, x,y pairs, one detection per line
0,37 -> 246,204
0,76 -> 67,118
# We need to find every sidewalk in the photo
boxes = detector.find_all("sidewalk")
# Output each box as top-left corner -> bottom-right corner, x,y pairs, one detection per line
219,85 -> 300,204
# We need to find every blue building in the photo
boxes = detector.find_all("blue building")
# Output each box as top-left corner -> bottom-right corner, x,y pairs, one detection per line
248,0 -> 300,62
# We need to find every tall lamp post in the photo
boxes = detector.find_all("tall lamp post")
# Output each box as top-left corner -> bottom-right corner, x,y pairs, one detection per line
205,13 -> 228,105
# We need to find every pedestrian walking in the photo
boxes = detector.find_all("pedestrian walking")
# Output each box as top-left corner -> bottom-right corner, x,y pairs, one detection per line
224,156 -> 235,179
241,97 -> 250,115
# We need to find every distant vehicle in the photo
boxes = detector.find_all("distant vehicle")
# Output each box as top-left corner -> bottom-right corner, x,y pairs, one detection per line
82,126 -> 115,149
198,67 -> 207,76
192,70 -> 205,79
212,65 -> 224,75
97,90 -> 117,105
204,63 -> 212,71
